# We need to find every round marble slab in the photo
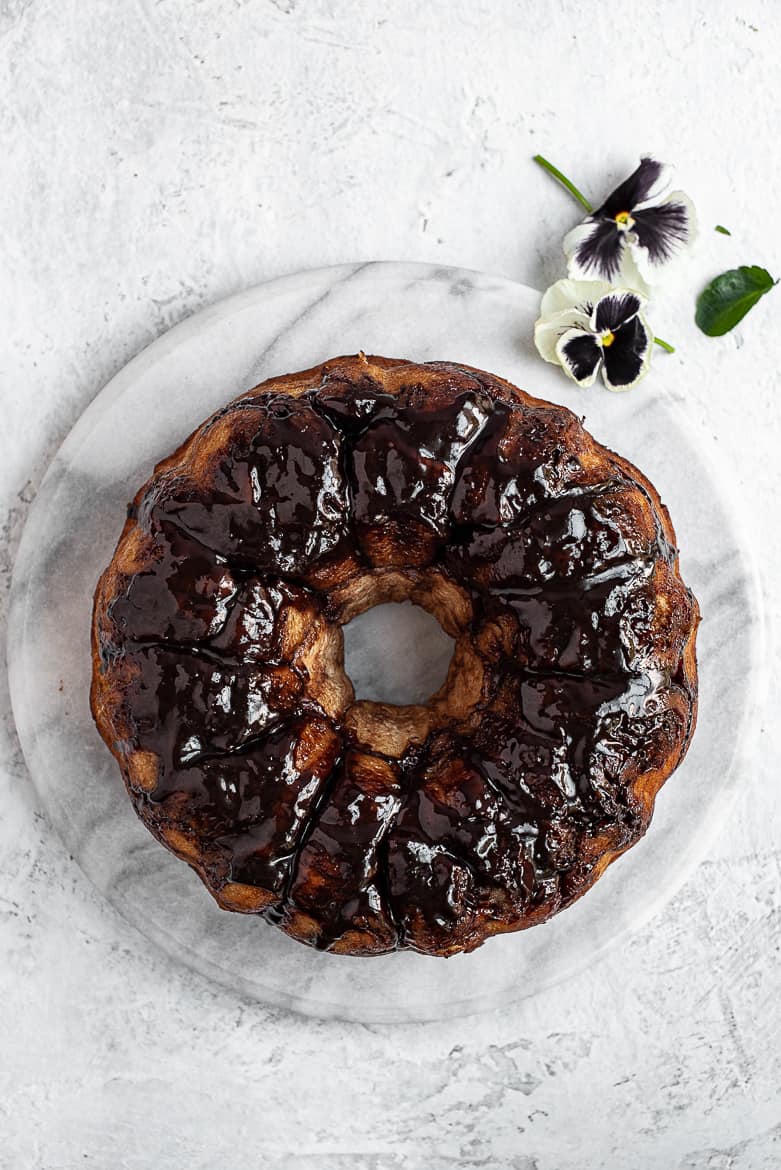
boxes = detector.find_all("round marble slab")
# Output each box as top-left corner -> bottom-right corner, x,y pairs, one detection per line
8,262 -> 766,1022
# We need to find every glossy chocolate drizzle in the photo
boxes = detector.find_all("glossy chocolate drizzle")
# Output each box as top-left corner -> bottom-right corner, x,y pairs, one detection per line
101,361 -> 697,955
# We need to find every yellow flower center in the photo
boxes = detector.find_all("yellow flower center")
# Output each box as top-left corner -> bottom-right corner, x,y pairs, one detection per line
614,210 -> 635,229
602,330 -> 616,347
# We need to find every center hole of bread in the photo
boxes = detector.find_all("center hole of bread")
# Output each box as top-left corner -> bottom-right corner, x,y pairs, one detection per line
342,601 -> 455,706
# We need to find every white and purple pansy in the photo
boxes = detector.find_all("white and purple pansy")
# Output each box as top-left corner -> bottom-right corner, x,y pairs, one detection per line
534,279 -> 653,391
563,157 -> 696,292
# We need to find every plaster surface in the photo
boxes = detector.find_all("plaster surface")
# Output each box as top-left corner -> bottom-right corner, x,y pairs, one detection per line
1,2 -> 779,1167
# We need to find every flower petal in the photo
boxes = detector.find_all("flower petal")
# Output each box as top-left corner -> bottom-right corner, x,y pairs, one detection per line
555,328 -> 602,388
613,246 -> 651,297
592,289 -> 646,333
674,190 -> 698,245
564,218 -> 625,282
534,307 -> 592,364
539,277 -> 612,318
632,163 -> 675,211
601,314 -> 652,392
597,157 -> 671,218
631,191 -> 696,263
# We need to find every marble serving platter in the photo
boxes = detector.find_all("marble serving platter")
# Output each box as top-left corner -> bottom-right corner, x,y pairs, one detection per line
7,262 -> 766,1022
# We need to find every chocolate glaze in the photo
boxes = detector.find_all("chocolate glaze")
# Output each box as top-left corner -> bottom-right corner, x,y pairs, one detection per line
109,520 -> 238,644
96,360 -> 698,956
281,751 -> 401,952
387,746 -> 538,952
141,394 -> 350,575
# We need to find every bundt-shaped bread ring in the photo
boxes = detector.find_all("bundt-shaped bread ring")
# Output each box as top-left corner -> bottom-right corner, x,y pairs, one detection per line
91,354 -> 699,957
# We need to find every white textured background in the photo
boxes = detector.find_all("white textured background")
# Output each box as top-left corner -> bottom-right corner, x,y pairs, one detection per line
2,2 -> 780,1167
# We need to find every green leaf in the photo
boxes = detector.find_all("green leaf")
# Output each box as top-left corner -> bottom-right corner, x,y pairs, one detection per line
695,265 -> 777,336
714,224 -> 731,235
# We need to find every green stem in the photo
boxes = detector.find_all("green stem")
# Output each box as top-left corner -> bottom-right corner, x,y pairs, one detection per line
532,154 -> 594,213
653,336 -> 675,354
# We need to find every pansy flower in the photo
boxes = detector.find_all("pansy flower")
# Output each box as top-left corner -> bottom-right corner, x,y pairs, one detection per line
563,158 -> 696,291
534,279 -> 653,391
